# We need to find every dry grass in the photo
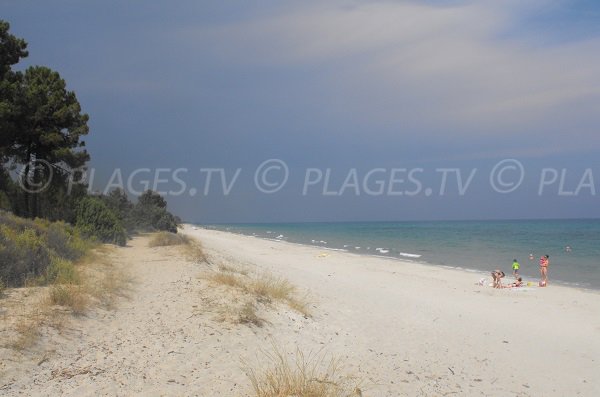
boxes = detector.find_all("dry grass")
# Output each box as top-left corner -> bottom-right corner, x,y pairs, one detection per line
244,345 -> 363,397
48,285 -> 88,315
209,272 -> 244,288
5,244 -> 129,351
237,302 -> 264,327
89,268 -> 129,309
8,299 -> 65,351
182,240 -> 206,263
218,263 -> 249,276
11,315 -> 44,351
78,246 -> 130,309
250,275 -> 311,317
201,265 -> 311,319
148,231 -> 191,247
149,231 -> 206,263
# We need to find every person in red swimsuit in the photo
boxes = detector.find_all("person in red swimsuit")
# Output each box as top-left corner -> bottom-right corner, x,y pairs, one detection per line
539,255 -> 549,286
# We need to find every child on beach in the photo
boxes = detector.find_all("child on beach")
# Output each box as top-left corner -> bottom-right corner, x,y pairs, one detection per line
512,259 -> 520,278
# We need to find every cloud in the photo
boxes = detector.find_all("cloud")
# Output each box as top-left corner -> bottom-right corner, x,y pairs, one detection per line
174,0 -> 600,158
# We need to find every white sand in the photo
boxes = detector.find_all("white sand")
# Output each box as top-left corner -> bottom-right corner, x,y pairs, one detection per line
185,227 -> 600,396
2,226 -> 599,396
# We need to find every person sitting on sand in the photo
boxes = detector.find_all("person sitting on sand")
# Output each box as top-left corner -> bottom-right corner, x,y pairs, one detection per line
491,270 -> 505,288
503,277 -> 523,288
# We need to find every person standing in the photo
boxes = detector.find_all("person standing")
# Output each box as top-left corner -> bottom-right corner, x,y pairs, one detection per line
512,259 -> 520,278
491,269 -> 505,288
539,255 -> 549,286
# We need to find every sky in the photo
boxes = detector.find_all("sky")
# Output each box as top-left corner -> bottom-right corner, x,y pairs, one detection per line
3,0 -> 600,223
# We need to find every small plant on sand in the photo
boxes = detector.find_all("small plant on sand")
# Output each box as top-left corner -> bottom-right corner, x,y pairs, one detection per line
250,275 -> 310,317
243,345 -> 363,397
218,263 -> 249,276
11,317 -> 43,351
237,302 -> 264,327
148,231 -> 190,247
48,284 -> 88,315
209,271 -> 244,288
202,266 -> 311,318
148,231 -> 206,262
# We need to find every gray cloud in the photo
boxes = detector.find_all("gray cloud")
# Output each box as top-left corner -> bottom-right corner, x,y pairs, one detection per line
173,0 -> 600,158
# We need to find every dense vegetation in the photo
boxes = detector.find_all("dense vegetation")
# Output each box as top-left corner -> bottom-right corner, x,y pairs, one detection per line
0,21 -> 181,287
0,211 -> 90,287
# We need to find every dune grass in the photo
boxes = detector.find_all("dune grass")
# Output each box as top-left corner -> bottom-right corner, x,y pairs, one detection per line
202,266 -> 311,319
5,244 -> 129,351
148,231 -> 191,247
244,345 -> 363,397
149,231 -> 206,263
48,285 -> 89,315
237,302 -> 264,327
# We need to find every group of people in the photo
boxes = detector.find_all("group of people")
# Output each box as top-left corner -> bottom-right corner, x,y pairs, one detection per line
490,254 -> 550,288
491,269 -> 522,289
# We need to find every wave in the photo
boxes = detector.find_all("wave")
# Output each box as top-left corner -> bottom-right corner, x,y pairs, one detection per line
399,252 -> 421,258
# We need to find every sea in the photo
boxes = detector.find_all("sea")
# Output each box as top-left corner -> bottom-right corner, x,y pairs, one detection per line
200,220 -> 600,290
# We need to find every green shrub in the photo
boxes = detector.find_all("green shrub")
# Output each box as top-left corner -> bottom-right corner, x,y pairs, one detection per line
46,221 -> 88,261
128,190 -> 179,233
76,197 -> 127,246
131,203 -> 178,233
101,188 -> 135,231
0,225 -> 52,285
156,212 -> 178,233
0,211 -> 95,287
45,257 -> 78,284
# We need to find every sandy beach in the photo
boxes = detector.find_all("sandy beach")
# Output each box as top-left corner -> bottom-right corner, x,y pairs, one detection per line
2,226 -> 599,396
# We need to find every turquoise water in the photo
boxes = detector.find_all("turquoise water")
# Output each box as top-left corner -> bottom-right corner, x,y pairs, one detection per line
202,220 -> 600,290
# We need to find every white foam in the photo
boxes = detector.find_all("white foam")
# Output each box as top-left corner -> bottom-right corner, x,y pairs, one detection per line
400,252 -> 421,258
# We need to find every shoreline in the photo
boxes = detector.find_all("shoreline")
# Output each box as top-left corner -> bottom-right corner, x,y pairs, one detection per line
3,227 -> 599,395
182,226 -> 600,396
194,225 -> 600,293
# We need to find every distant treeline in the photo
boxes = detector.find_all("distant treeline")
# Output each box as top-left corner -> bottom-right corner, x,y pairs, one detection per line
0,20 -> 180,247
